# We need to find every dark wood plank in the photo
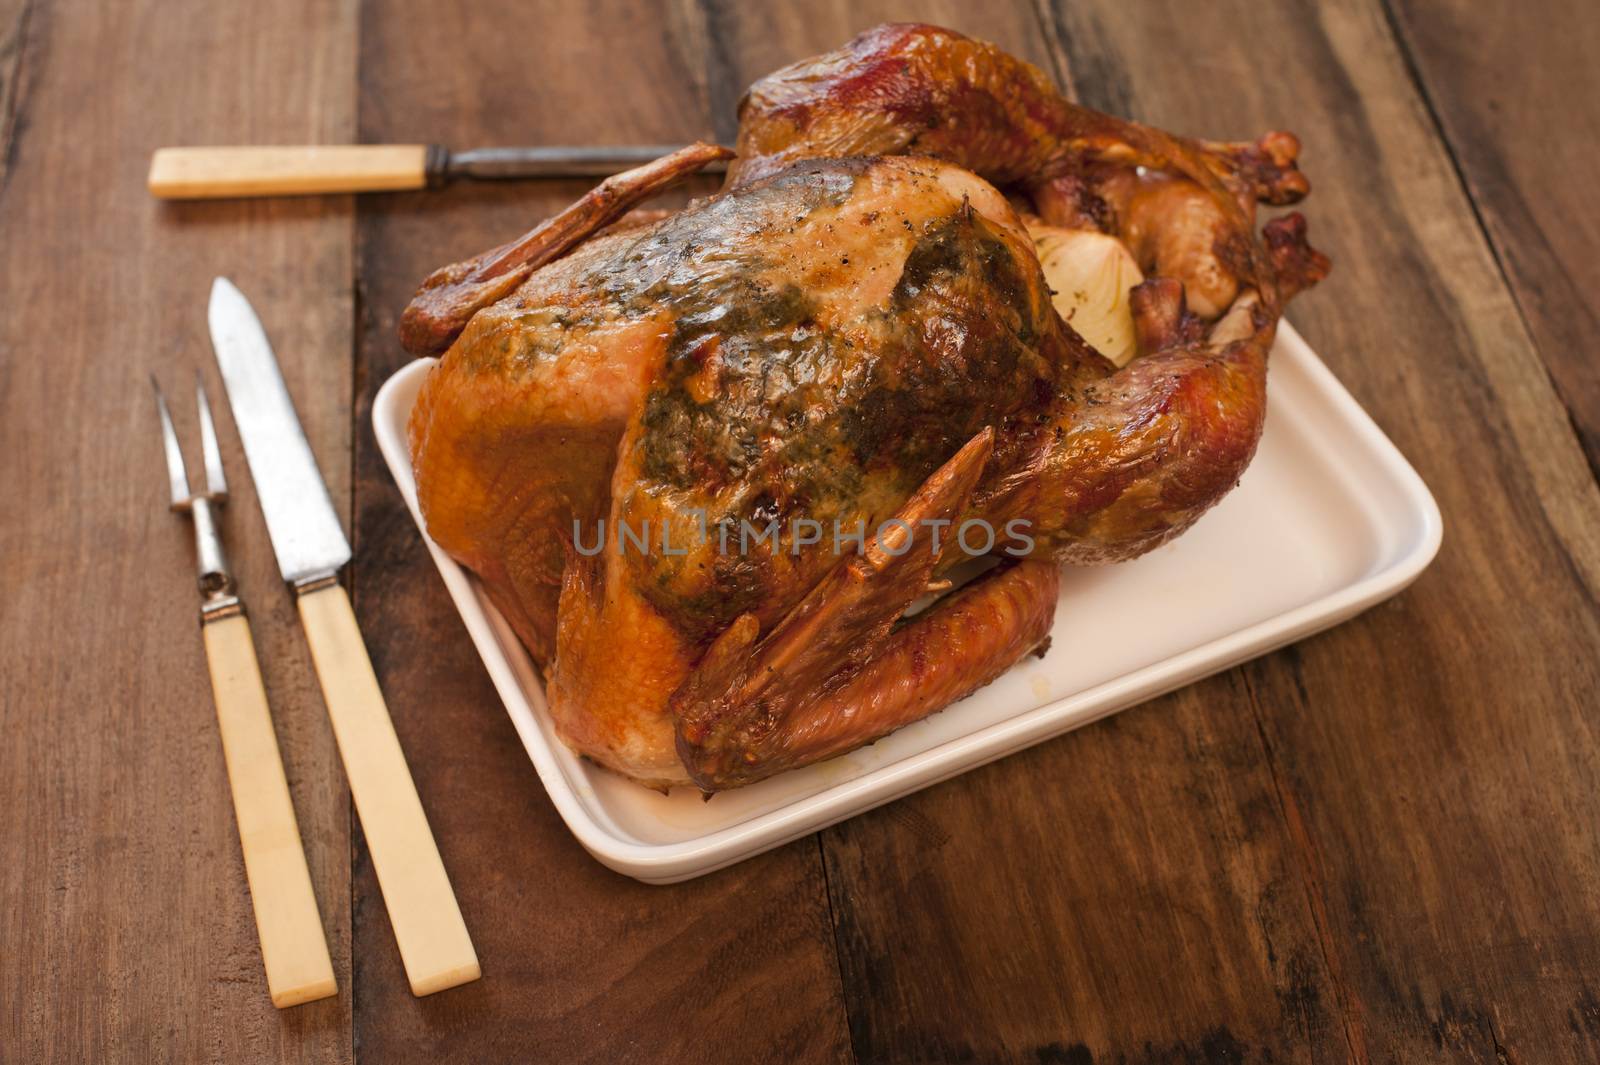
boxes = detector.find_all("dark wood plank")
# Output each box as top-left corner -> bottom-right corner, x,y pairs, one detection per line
1033,0 -> 1600,1060
0,0 -> 357,1061
696,6 -> 1349,1063
349,2 -> 849,1061
1384,0 -> 1600,478
0,0 -> 27,192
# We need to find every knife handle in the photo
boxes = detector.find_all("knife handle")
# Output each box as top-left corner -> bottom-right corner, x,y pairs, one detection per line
148,145 -> 436,199
295,582 -> 480,997
202,611 -> 338,1009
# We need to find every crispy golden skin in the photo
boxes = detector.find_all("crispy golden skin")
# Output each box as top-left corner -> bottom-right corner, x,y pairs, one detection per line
405,23 -> 1328,790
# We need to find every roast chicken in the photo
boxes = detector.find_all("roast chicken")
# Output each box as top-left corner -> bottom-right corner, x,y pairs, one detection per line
401,24 -> 1329,791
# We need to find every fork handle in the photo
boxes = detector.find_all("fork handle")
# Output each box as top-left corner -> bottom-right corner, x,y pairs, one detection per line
296,582 -> 480,997
202,611 -> 338,1008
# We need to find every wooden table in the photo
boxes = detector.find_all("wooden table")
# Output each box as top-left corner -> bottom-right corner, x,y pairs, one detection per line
4,1 -> 1598,1061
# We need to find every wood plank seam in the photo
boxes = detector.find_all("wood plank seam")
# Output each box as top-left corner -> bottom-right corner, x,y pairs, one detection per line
693,0 -> 744,147
344,282 -> 361,1065
1374,0 -> 1600,496
346,273 -> 365,1057
347,189 -> 369,1051
812,833 -> 861,1065
1025,0 -> 1081,100
1238,668 -> 1373,1065
0,0 -> 36,201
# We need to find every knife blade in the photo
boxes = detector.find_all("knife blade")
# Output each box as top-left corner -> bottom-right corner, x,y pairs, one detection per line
207,278 -> 350,586
149,143 -> 730,199
208,278 -> 480,997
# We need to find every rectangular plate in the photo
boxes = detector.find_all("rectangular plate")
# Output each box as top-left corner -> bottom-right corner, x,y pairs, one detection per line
374,323 -> 1441,884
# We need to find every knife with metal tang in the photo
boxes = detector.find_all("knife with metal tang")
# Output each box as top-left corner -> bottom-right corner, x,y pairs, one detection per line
208,276 -> 480,997
149,143 -> 729,199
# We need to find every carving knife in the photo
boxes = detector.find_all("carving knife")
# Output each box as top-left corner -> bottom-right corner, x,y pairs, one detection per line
149,143 -> 730,199
207,277 -> 480,997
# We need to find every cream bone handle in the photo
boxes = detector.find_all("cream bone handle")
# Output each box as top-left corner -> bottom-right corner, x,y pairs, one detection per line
294,581 -> 480,997
147,145 -> 437,199
149,143 -> 729,198
202,611 -> 338,1008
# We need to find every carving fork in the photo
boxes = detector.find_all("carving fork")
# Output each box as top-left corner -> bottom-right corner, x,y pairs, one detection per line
152,374 -> 336,1008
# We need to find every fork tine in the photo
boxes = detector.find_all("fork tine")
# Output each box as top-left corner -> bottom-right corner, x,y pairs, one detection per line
151,374 -> 191,509
195,371 -> 228,500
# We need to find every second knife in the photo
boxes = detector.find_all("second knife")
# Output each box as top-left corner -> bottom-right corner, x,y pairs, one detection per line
149,143 -> 729,199
208,276 -> 480,998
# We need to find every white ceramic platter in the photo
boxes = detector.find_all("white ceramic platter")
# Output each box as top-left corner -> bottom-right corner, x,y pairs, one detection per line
373,322 -> 1441,884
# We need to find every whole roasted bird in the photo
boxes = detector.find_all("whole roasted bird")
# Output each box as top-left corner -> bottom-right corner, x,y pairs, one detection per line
401,24 -> 1329,791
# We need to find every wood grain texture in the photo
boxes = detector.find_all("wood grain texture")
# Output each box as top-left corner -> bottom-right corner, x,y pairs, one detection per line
1384,0 -> 1600,479
0,0 -> 357,1060
347,1 -> 848,1061
0,0 -> 27,193
1032,0 -> 1600,1060
6,1 -> 1600,1062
